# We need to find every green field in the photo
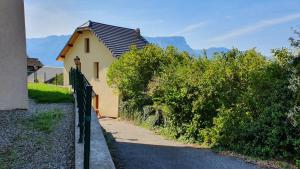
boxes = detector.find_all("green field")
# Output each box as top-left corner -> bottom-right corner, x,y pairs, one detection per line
28,83 -> 73,103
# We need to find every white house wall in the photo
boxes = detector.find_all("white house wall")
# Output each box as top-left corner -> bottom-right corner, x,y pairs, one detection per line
0,0 -> 28,110
63,31 -> 119,117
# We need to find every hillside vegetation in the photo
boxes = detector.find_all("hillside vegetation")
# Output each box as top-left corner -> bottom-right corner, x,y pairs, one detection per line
107,38 -> 300,165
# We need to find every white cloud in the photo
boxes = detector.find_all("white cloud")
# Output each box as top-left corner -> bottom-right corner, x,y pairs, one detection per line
174,22 -> 206,35
210,13 -> 300,43
225,15 -> 233,20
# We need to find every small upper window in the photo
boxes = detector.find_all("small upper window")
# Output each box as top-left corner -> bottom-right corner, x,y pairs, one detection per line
94,62 -> 99,79
85,38 -> 90,53
78,62 -> 81,71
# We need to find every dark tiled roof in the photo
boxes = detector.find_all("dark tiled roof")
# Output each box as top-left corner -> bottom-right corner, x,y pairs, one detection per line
27,57 -> 43,68
82,21 -> 148,57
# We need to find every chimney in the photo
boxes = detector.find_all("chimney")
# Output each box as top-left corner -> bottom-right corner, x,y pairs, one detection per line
135,28 -> 140,37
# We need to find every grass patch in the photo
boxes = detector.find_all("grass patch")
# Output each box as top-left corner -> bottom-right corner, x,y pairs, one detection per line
28,83 -> 73,103
35,136 -> 46,145
0,148 -> 17,169
47,73 -> 64,86
25,110 -> 63,133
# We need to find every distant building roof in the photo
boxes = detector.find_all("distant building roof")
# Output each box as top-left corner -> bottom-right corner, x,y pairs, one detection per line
57,21 -> 148,60
27,57 -> 43,68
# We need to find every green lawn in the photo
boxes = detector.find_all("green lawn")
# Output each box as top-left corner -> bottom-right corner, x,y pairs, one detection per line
47,73 -> 64,86
28,83 -> 73,103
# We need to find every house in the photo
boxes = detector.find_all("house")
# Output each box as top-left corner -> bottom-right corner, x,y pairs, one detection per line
27,57 -> 43,82
27,57 -> 43,83
27,57 -> 43,74
27,66 -> 63,84
57,21 -> 148,117
0,0 -> 27,110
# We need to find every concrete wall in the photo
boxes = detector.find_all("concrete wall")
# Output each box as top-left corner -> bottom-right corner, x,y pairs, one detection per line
74,94 -> 116,169
28,66 -> 63,83
63,31 -> 119,117
0,0 -> 28,110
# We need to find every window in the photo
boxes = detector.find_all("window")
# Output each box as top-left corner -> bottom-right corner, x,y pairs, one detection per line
94,94 -> 100,117
95,95 -> 99,109
78,62 -> 81,71
94,62 -> 99,79
85,38 -> 90,53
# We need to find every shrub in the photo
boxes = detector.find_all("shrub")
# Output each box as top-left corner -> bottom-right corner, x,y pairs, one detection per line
107,45 -> 300,161
107,45 -> 167,100
296,160 -> 300,168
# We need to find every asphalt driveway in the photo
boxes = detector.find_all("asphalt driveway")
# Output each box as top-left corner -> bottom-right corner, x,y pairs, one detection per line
100,118 -> 259,169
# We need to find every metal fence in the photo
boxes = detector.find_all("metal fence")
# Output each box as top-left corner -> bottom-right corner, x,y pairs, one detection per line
69,67 -> 95,169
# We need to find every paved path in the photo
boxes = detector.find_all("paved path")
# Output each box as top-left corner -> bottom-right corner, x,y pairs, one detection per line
100,118 -> 259,169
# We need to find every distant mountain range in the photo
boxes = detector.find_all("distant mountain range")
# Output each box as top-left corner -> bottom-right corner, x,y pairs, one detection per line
26,35 -> 229,66
146,36 -> 229,57
27,35 -> 70,67
146,36 -> 195,54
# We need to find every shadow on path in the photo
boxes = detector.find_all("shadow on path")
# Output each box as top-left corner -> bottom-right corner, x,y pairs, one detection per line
101,118 -> 259,169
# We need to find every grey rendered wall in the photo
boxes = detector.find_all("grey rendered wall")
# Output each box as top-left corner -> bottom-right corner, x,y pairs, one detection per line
28,67 -> 63,83
0,0 -> 28,110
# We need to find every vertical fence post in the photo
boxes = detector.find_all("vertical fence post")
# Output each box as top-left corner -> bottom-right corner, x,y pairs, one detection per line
34,72 -> 37,83
69,70 -> 71,86
76,69 -> 81,109
74,68 -> 77,93
55,73 -> 58,85
72,68 -> 75,89
70,68 -> 73,88
69,67 -> 93,169
84,85 -> 92,169
74,69 -> 76,89
78,72 -> 84,143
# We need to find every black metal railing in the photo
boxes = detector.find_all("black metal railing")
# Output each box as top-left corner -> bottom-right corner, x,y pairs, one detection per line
69,67 -> 94,169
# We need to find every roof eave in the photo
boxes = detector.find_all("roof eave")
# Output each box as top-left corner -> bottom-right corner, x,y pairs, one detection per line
56,28 -> 90,61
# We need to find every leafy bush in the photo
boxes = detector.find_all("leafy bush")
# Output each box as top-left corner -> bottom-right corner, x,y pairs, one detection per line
107,45 -> 167,100
107,44 -> 300,162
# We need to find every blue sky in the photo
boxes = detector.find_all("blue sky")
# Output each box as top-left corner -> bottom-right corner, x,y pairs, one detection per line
24,0 -> 300,56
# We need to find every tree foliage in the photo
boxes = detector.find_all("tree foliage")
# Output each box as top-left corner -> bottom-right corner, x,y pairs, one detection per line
108,43 -> 300,162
